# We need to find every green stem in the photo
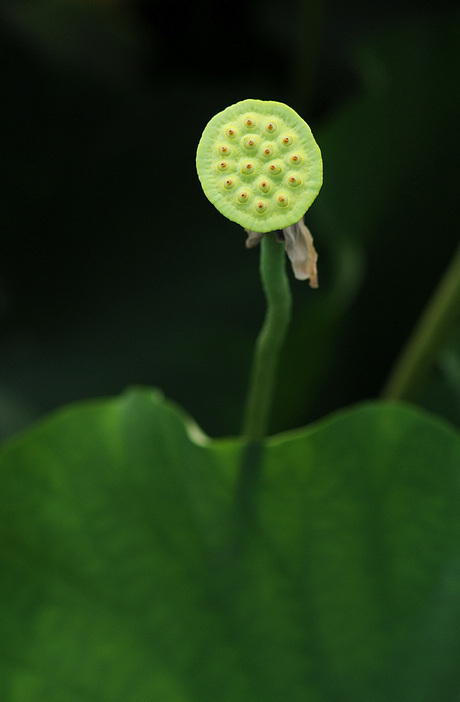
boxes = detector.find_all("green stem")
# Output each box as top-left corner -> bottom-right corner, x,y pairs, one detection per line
382,244 -> 460,401
241,233 -> 293,441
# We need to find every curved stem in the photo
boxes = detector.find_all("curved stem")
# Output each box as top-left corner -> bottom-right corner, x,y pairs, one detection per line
241,233 -> 292,441
382,245 -> 460,401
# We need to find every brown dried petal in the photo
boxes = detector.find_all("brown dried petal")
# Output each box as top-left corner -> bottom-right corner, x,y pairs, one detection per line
245,219 -> 318,287
282,218 -> 318,287
245,229 -> 265,249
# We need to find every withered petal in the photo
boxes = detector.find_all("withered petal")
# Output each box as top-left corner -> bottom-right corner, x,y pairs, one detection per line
282,218 -> 318,287
245,218 -> 318,287
245,229 -> 265,249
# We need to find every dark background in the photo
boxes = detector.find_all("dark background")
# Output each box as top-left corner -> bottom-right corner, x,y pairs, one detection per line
0,0 -> 459,439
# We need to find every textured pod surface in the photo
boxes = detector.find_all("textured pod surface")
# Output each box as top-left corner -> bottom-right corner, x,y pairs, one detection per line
196,99 -> 323,233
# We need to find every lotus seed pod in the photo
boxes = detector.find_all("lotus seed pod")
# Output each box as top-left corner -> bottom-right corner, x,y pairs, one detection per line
196,98 -> 322,233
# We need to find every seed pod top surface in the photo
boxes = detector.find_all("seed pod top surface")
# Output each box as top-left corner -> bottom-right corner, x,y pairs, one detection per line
196,99 -> 323,233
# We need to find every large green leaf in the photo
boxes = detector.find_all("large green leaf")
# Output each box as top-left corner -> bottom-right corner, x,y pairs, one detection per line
1,388 -> 459,701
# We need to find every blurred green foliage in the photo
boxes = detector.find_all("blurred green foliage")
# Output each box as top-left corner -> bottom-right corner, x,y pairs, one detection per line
1,389 -> 459,700
0,0 -> 459,439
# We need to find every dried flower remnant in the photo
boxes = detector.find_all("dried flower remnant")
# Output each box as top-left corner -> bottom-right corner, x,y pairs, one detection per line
245,218 -> 318,287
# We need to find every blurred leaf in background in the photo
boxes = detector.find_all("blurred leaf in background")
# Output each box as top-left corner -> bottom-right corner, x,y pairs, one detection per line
1,389 -> 459,700
418,325 -> 460,427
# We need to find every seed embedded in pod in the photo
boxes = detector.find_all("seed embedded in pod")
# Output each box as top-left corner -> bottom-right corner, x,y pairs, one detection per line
276,193 -> 290,207
289,153 -> 303,164
261,144 -> 275,158
218,144 -> 231,156
241,161 -> 255,175
217,161 -> 229,171
265,121 -> 277,133
281,134 -> 294,146
287,174 -> 301,187
267,161 -> 282,175
223,177 -> 236,189
237,189 -> 250,203
243,116 -> 256,129
226,127 -> 237,138
243,135 -> 258,150
257,178 -> 271,193
255,200 -> 268,214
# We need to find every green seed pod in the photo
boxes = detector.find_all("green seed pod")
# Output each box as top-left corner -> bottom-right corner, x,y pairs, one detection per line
196,98 -> 322,233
